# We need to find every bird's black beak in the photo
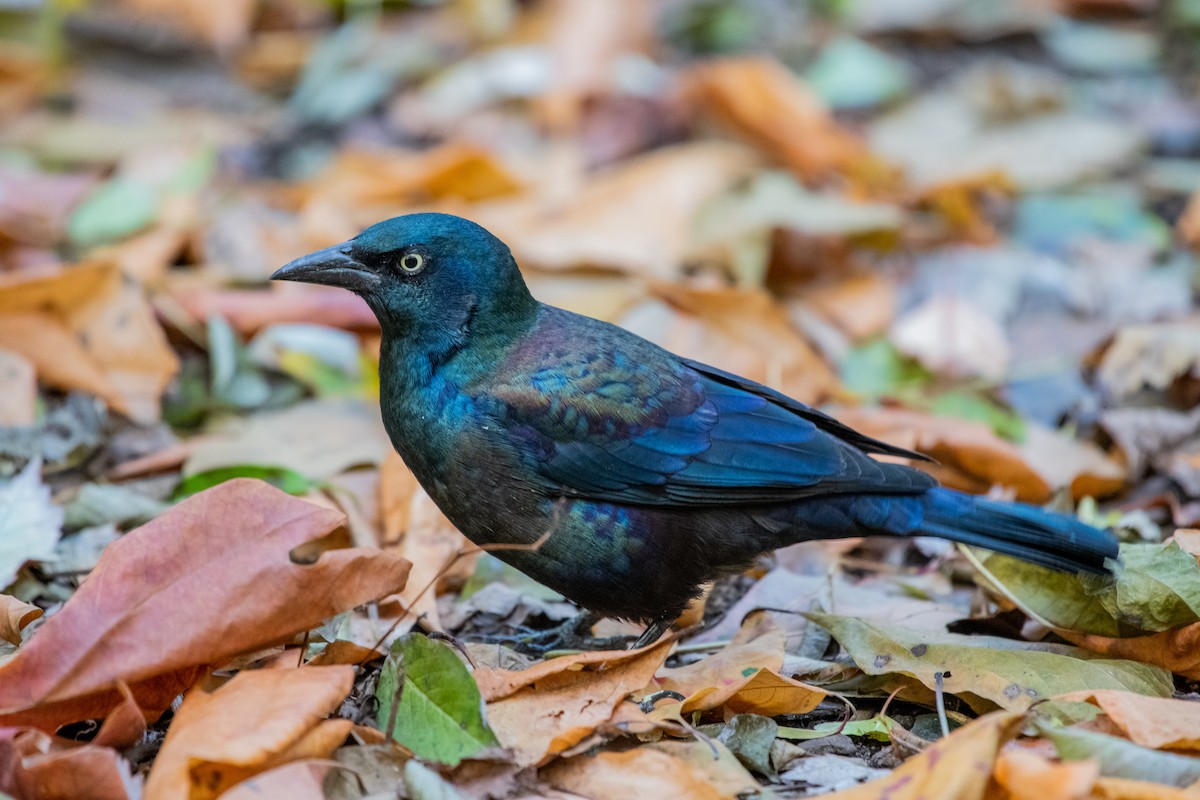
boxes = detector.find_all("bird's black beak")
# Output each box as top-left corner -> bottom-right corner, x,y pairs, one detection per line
270,242 -> 381,293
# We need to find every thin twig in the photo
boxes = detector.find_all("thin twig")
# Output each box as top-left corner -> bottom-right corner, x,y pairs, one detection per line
934,671 -> 950,739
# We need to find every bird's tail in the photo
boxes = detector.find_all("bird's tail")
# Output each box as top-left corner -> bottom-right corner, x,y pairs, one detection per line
914,487 -> 1118,573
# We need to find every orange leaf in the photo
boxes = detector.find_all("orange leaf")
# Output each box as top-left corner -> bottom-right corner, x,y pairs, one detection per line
1060,624 -> 1200,681
683,57 -> 891,189
543,744 -> 747,800
0,261 -> 178,423
483,640 -> 672,766
5,733 -> 136,800
1091,776 -> 1200,799
220,761 -> 332,800
144,666 -> 353,800
474,639 -> 670,702
1056,690 -> 1200,751
993,748 -> 1099,800
0,479 -> 410,731
0,349 -> 36,426
821,711 -> 1025,800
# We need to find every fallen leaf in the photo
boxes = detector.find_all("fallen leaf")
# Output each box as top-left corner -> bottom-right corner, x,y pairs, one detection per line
778,753 -> 891,794
0,261 -> 178,423
0,595 -> 42,647
169,284 -> 378,335
117,0 -> 257,51
483,639 -> 671,766
144,666 -> 353,800
622,284 -> 839,406
979,541 -> 1200,638
802,273 -> 897,341
891,295 -> 1012,381
1061,623 -> 1200,680
993,748 -> 1100,800
475,141 -> 760,280
184,399 -> 389,480
833,406 -> 1050,501
1,728 -> 139,800
1094,321 -> 1200,403
808,614 -> 1173,712
819,711 -> 1025,800
1016,423 -> 1128,501
0,349 -> 36,427
376,634 -> 501,767
1041,723 -> 1200,788
1180,189 -> 1200,250
542,744 -> 732,800
221,761 -> 331,800
683,57 -> 886,187
0,479 -> 410,730
1057,690 -> 1200,751
0,459 -> 63,590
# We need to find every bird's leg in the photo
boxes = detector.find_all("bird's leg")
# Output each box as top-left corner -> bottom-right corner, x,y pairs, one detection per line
508,610 -> 629,656
632,617 -> 671,649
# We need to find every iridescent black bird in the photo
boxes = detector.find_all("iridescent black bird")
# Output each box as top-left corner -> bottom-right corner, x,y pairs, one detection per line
273,213 -> 1117,645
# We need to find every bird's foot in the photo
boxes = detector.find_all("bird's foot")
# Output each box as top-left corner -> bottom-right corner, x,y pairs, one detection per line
501,611 -> 632,657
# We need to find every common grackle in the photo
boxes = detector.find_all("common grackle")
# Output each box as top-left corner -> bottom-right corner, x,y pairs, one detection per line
273,213 -> 1117,645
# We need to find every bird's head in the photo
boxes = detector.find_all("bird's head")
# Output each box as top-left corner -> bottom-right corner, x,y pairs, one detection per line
271,213 -> 537,354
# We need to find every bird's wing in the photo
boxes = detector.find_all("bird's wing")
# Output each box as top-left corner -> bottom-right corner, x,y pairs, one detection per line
485,323 -> 934,506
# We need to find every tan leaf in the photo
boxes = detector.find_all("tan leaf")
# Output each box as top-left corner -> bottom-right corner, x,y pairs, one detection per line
0,348 -> 36,427
483,639 -> 671,766
1057,690 -> 1200,751
144,666 -> 353,800
474,639 -> 670,702
118,0 -> 257,51
993,748 -> 1099,800
820,711 -> 1025,800
836,406 -> 1047,499
169,284 -> 378,335
475,142 -> 760,279
220,761 -> 332,800
1180,189 -> 1200,251
3,728 -> 137,800
546,739 -> 762,800
0,479 -> 410,731
683,57 -> 888,187
802,273 -> 897,341
0,594 -> 42,647
623,284 -> 838,406
1060,624 -> 1200,680
0,261 -> 178,423
1091,776 -> 1200,799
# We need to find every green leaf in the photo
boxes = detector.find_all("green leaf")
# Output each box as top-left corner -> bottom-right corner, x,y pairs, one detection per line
377,633 -> 500,766
172,465 -> 318,501
1039,722 -> 1200,787
928,390 -> 1025,442
980,541 -> 1200,637
702,714 -> 778,776
807,613 -> 1173,713
805,35 -> 912,109
839,339 -> 932,399
778,715 -> 896,742
68,177 -> 157,247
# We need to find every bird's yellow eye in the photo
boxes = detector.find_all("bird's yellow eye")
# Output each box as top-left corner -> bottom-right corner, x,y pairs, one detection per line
399,253 -> 425,274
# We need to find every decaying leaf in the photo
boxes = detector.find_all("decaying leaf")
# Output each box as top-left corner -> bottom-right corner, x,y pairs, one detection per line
0,480 -> 410,730
144,666 -> 354,800
808,613 -> 1173,712
1094,321 -> 1200,403
0,595 -> 42,647
482,640 -> 671,766
1058,690 -> 1200,751
0,459 -> 63,591
979,541 -> 1200,638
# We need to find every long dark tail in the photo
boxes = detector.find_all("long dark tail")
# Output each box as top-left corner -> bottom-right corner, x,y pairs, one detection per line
913,487 -> 1118,573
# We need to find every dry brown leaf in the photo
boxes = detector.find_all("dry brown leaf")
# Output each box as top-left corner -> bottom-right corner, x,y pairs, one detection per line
0,349 -> 36,427
1059,624 -> 1200,681
1017,423 -> 1128,501
1091,776 -> 1200,799
0,167 -> 97,247
623,284 -> 838,406
1094,321 -> 1200,403
801,273 -> 897,341
2,728 -> 136,800
1180,190 -> 1200,251
170,284 -> 378,335
993,748 -> 1099,800
0,261 -> 178,423
1057,690 -> 1200,751
0,479 -> 410,731
380,451 -> 473,631
655,615 -> 824,715
474,639 -> 671,702
475,141 -> 760,280
144,666 -> 353,800
683,57 -> 889,188
833,407 -> 1048,499
542,744 -> 727,800
220,761 -> 332,800
821,711 -> 1025,800
118,0 -> 257,51
1174,530 -> 1200,557
0,594 -> 42,647
484,639 -> 672,766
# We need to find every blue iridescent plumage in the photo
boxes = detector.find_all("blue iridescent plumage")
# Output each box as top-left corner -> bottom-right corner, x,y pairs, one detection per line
272,213 -> 1119,635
